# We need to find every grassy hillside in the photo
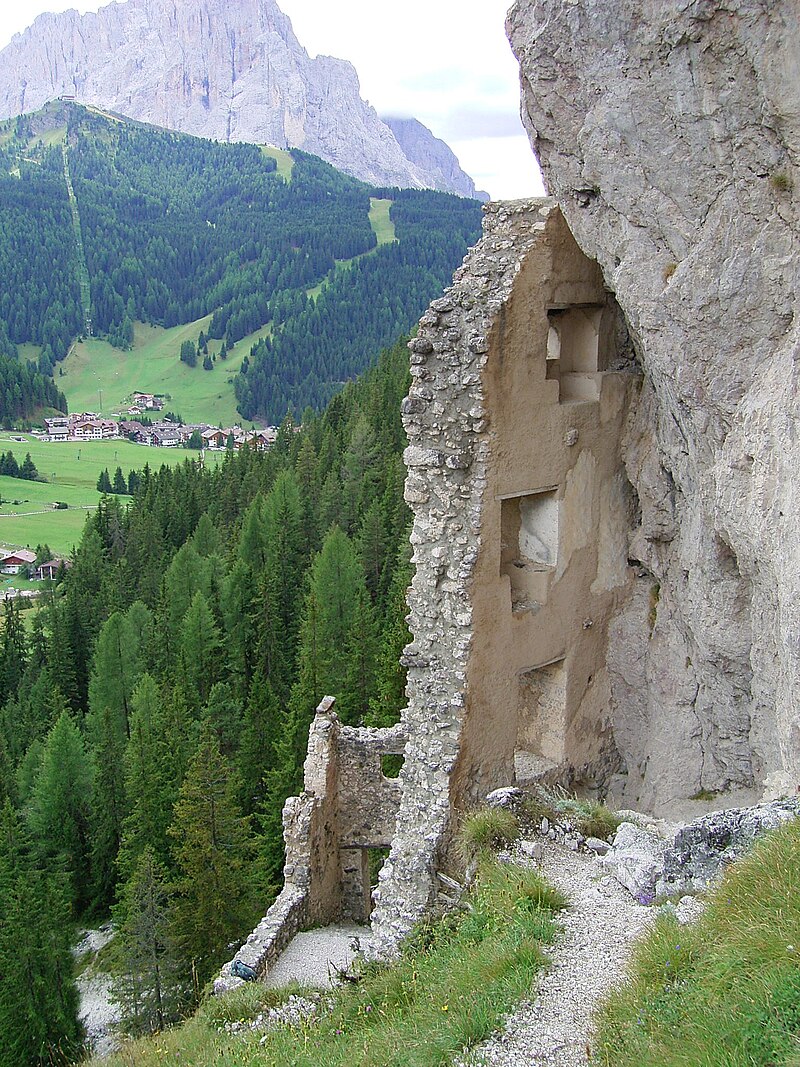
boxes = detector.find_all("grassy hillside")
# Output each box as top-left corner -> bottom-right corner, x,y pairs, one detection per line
59,197 -> 396,425
59,316 -> 266,425
0,434 -> 219,554
89,859 -> 565,1067
0,102 -> 482,426
592,817 -> 800,1067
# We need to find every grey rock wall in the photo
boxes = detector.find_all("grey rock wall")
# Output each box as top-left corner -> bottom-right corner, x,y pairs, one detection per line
383,117 -> 487,201
508,0 -> 800,808
0,0 -> 476,195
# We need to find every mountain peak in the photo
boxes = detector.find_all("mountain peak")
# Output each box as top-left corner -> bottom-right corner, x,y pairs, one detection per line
0,0 -> 479,195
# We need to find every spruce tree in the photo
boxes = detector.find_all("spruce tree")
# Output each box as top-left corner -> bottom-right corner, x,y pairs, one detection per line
169,730 -> 255,996
289,525 -> 368,738
238,671 -> 281,815
179,590 -> 221,707
112,846 -> 184,1036
0,802 -> 83,1067
117,674 -> 175,876
27,710 -> 94,913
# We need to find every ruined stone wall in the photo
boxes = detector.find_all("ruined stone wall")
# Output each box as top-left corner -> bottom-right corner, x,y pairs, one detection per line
370,200 -> 638,954
216,700 -> 406,992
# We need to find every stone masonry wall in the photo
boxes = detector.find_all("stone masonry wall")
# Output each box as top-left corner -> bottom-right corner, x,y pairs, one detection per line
370,199 -> 638,954
216,698 -> 406,992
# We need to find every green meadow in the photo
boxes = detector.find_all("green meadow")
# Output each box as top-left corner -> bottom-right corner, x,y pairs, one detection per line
58,317 -> 270,426
260,145 -> 294,180
0,434 -> 219,555
307,197 -> 397,300
53,194 -> 393,424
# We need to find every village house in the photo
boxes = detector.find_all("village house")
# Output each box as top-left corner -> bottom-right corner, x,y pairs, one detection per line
202,428 -> 228,450
72,416 -> 119,441
35,558 -> 71,581
44,416 -> 71,442
131,392 -> 164,411
0,549 -> 36,575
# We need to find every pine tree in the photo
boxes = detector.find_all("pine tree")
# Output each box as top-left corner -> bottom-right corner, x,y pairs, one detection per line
179,591 -> 221,707
238,671 -> 281,815
0,802 -> 83,1067
19,452 -> 38,481
86,603 -> 153,908
0,599 -> 27,709
97,468 -> 113,493
221,559 -> 257,695
289,526 -> 367,739
202,680 -> 242,760
367,545 -> 412,729
169,730 -> 255,996
258,470 -> 305,697
339,583 -> 379,725
111,846 -> 184,1036
117,674 -> 175,876
112,466 -> 127,494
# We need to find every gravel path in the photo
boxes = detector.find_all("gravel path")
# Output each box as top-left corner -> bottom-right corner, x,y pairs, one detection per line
265,922 -> 371,989
461,840 -> 655,1067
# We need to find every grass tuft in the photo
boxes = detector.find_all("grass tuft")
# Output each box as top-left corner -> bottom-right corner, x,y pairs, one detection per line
770,170 -> 793,193
523,788 -> 622,842
458,807 -> 520,862
591,815 -> 800,1067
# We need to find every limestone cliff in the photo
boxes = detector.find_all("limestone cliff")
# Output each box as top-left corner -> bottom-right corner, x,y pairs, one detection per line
383,117 -> 488,201
0,0 -> 476,194
507,0 -> 799,807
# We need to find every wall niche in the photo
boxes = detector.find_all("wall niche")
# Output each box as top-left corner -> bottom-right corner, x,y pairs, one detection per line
500,487 -> 559,612
546,305 -> 603,402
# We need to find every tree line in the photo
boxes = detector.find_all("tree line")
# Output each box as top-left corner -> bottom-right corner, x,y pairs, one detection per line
0,337 -> 413,1062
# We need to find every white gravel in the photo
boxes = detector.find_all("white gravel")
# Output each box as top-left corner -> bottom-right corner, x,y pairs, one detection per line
460,840 -> 656,1067
74,923 -> 122,1059
264,922 -> 371,989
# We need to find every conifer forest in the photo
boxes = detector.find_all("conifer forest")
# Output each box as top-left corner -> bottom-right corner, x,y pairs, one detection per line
0,339 -> 415,1060
0,92 -> 483,1063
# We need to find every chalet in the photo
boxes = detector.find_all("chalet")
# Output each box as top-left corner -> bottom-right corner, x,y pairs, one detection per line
44,417 -> 70,442
0,549 -> 36,575
35,558 -> 71,581
72,417 -> 118,440
202,428 -> 228,450
118,420 -> 148,442
131,392 -> 164,411
147,427 -> 181,447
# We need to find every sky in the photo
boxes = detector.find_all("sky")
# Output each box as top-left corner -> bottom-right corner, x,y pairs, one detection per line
0,0 -> 545,200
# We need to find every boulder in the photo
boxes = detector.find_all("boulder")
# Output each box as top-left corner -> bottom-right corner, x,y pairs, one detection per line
657,798 -> 800,897
600,822 -> 667,901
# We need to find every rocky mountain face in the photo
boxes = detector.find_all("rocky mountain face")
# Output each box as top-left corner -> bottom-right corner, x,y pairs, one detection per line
384,117 -> 487,201
507,0 -> 799,805
0,0 -> 477,195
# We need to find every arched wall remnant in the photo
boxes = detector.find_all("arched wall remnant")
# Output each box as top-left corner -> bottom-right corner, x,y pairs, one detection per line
370,199 -> 639,954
